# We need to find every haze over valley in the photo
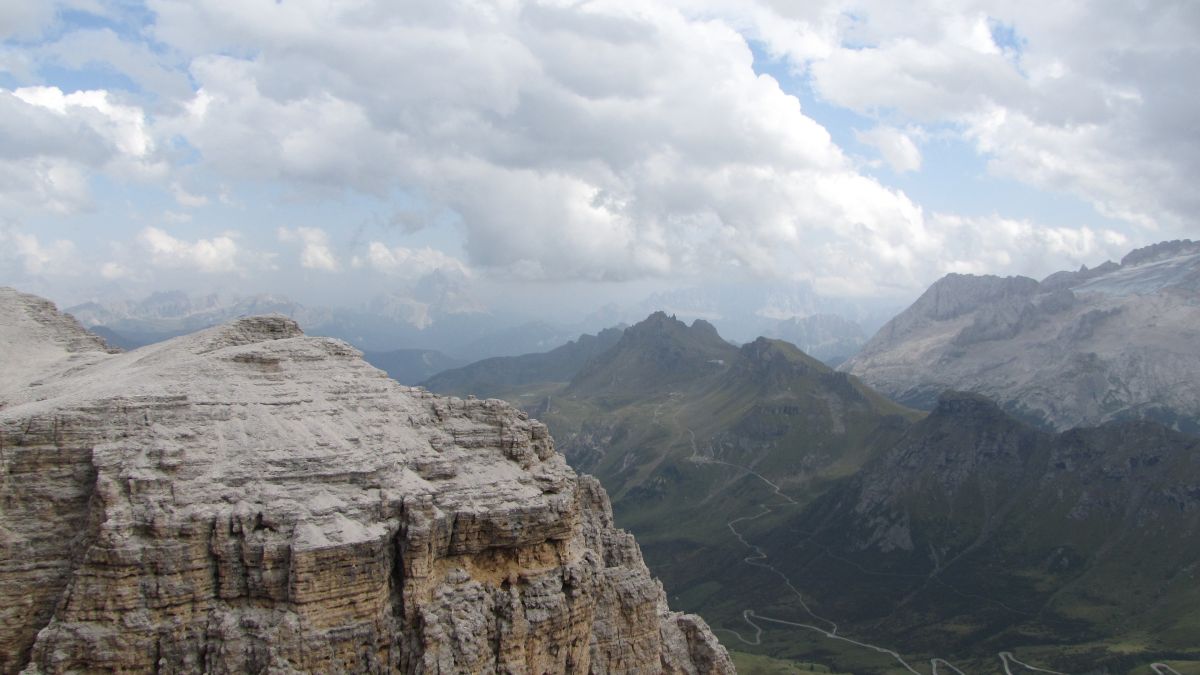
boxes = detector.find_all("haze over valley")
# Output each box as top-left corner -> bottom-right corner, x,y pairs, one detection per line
2,1 -> 1199,673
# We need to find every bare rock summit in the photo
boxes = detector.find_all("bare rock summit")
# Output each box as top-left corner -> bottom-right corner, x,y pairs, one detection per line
841,241 -> 1200,432
0,287 -> 733,674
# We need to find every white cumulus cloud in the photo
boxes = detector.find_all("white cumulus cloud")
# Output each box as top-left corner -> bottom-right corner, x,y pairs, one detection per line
357,242 -> 470,281
142,1 -> 944,292
6,0 -> 1194,299
856,125 -> 923,173
277,226 -> 339,272
0,85 -> 163,213
742,0 -> 1200,235
137,226 -> 240,274
0,227 -> 78,275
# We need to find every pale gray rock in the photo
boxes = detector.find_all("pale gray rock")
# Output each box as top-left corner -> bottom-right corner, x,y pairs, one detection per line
0,287 -> 732,675
842,241 -> 1200,432
762,313 -> 865,366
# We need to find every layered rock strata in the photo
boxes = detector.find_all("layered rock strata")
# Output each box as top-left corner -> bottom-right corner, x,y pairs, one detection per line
842,240 -> 1200,432
0,287 -> 732,674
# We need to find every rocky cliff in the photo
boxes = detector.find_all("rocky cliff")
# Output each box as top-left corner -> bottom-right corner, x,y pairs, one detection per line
841,240 -> 1200,432
0,287 -> 733,674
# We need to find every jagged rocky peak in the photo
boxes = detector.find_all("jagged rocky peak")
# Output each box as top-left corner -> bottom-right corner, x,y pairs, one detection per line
909,273 -> 1039,322
624,310 -> 719,342
567,311 -> 739,400
618,312 -> 731,353
1120,238 -> 1200,266
0,289 -> 732,674
842,241 -> 1200,432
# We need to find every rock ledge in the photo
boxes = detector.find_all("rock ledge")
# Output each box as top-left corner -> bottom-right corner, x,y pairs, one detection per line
0,288 -> 733,674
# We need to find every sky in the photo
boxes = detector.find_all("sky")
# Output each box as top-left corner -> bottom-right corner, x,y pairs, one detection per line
0,0 -> 1197,323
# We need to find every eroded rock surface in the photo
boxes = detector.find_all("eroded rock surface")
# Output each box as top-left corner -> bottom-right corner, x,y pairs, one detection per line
841,240 -> 1200,432
0,287 -> 733,675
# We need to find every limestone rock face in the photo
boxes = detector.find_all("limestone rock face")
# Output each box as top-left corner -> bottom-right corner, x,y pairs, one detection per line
841,241 -> 1200,432
0,287 -> 733,675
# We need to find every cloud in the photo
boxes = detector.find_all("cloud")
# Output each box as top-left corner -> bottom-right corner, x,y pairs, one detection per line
170,182 -> 208,208
39,28 -> 194,99
0,85 -> 162,213
0,227 -> 78,275
0,1 -> 59,40
12,86 -> 154,161
742,0 -> 1200,234
924,213 -> 1130,278
10,0 -> 1193,299
356,242 -> 469,281
136,226 -> 240,274
99,261 -> 132,280
0,158 -> 92,214
856,125 -> 922,172
277,226 -> 339,272
144,1 -> 939,292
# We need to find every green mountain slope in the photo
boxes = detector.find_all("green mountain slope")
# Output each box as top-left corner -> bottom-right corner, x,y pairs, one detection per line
423,312 -> 1200,674
565,312 -> 738,403
433,312 -> 919,659
421,326 -> 624,399
760,392 -> 1200,672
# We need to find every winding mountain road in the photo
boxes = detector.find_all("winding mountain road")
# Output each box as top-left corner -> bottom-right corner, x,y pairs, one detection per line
930,658 -> 968,674
670,410 -> 1093,675
646,400 -> 1136,674
999,651 -> 1067,675
674,409 -> 934,674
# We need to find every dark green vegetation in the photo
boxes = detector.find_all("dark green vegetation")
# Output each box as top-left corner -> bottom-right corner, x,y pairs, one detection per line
730,651 -> 849,674
425,312 -> 1200,673
769,392 -> 1200,672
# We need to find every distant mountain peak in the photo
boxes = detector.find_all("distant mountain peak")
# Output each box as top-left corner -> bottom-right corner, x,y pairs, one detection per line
739,336 -> 826,370
623,311 -> 728,347
913,273 -> 1039,321
1119,238 -> 1199,267
843,239 -> 1200,432
566,312 -> 737,400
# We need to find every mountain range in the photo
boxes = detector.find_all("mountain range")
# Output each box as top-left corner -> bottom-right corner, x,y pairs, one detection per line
9,238 -> 1199,673
424,268 -> 1200,672
64,290 -> 586,366
422,326 -> 625,399
425,312 -> 923,669
842,239 -> 1200,434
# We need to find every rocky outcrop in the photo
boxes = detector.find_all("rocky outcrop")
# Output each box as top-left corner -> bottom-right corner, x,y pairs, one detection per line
841,241 -> 1200,432
0,288 -> 733,674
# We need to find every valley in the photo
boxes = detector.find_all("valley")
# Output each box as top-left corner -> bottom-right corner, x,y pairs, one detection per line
423,244 -> 1200,673
7,3 -> 1198,672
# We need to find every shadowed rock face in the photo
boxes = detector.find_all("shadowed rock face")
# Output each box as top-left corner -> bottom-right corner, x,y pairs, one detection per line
841,241 -> 1200,433
0,287 -> 732,675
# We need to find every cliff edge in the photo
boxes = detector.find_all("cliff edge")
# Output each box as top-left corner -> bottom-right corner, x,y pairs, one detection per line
0,287 -> 733,674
